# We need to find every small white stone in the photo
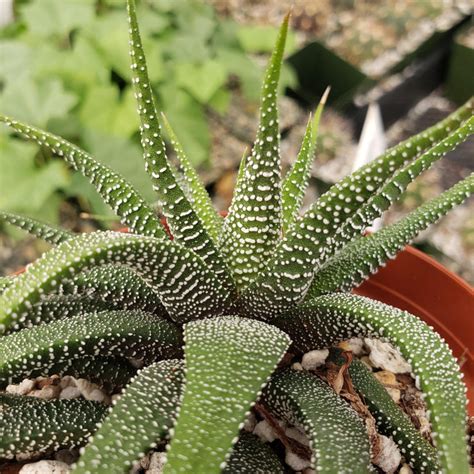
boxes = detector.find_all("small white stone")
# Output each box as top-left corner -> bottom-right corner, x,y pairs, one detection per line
88,389 -> 106,403
399,464 -> 414,474
365,339 -> 411,373
243,412 -> 257,432
74,378 -> 106,402
146,452 -> 167,473
59,376 -> 74,389
59,386 -> 81,400
253,420 -> 277,442
285,450 -> 311,471
6,379 -> 35,395
345,337 -> 365,355
291,362 -> 303,371
30,385 -> 61,400
20,460 -> 71,474
301,349 -> 329,370
373,435 -> 402,474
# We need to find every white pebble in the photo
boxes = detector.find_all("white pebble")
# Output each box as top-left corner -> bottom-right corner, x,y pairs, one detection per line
365,339 -> 411,373
20,460 -> 71,474
301,349 -> 329,370
59,386 -> 81,400
6,379 -> 35,395
253,420 -> 277,442
285,450 -> 311,471
345,337 -> 365,355
243,412 -> 257,432
146,452 -> 167,473
399,463 -> 414,474
74,378 -> 106,402
59,376 -> 74,389
30,385 -> 60,400
291,362 -> 303,371
373,435 -> 402,474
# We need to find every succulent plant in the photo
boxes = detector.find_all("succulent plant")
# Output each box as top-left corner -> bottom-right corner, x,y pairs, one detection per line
0,1 -> 473,472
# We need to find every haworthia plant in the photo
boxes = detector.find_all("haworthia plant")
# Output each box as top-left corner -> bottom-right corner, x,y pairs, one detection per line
0,0 -> 472,472
0,395 -> 107,459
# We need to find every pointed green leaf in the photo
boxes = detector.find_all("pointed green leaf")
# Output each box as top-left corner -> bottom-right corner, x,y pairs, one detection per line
161,113 -> 222,242
0,231 -> 232,332
0,116 -> 164,238
263,369 -> 371,472
165,316 -> 290,473
74,359 -> 184,473
219,14 -> 290,288
62,265 -> 166,315
126,0 -> 234,291
224,431 -> 285,473
275,294 -> 469,473
7,294 -> 109,333
0,310 -> 181,388
331,116 -> 474,255
240,111 -> 474,320
308,172 -> 474,297
281,88 -> 329,233
0,211 -> 73,244
329,349 -> 440,472
0,396 -> 107,460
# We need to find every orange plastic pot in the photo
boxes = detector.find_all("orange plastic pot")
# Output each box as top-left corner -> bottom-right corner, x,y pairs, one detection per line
356,245 -> 474,415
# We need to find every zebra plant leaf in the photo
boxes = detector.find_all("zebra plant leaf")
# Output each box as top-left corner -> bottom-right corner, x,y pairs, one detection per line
281,87 -> 329,233
333,116 -> 474,252
126,0 -> 233,291
0,310 -> 181,387
0,231 -> 231,332
240,112 -> 474,320
0,116 -> 165,239
74,359 -> 184,474
308,172 -> 474,297
219,13 -> 290,288
61,264 -> 166,315
0,211 -> 73,244
274,294 -> 468,473
7,294 -> 108,333
165,316 -> 290,473
0,396 -> 107,460
161,113 -> 223,243
328,349 -> 440,473
223,431 -> 285,474
263,368 -> 371,473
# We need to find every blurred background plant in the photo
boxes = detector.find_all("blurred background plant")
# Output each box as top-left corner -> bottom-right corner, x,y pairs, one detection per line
0,0 -> 296,223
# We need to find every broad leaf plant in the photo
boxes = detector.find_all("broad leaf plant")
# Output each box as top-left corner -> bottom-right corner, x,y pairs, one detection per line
0,2 -> 473,473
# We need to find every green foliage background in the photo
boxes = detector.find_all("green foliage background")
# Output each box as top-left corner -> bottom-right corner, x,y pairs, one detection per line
0,0 -> 296,222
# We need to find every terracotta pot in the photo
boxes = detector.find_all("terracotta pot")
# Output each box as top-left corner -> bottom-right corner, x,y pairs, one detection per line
355,245 -> 474,415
